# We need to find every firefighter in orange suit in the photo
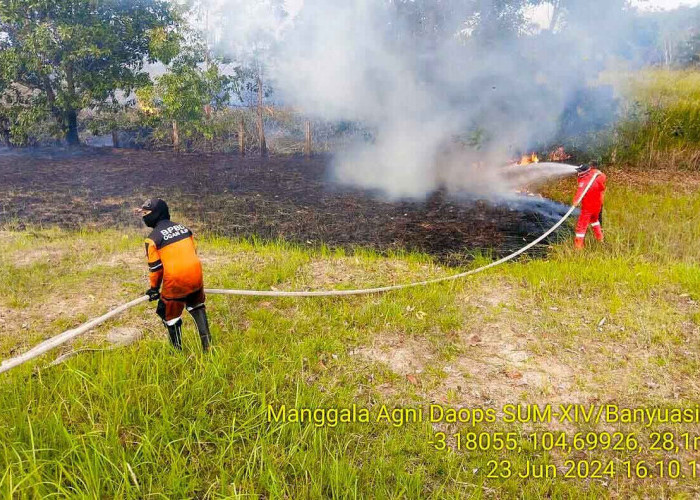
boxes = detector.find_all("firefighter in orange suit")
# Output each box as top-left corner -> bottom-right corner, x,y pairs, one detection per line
573,161 -> 607,249
139,198 -> 211,351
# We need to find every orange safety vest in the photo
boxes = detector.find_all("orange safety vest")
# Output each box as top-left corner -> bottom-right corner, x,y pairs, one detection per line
145,220 -> 203,299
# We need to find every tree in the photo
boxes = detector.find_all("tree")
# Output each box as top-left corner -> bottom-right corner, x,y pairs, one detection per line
0,0 -> 180,145
0,84 -> 57,146
648,6 -> 700,67
204,0 -> 287,156
529,0 -> 630,30
391,0 -> 476,43
136,35 -> 236,150
388,0 -> 546,47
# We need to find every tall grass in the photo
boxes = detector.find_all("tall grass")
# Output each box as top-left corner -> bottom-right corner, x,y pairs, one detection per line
609,69 -> 700,170
1,173 -> 700,497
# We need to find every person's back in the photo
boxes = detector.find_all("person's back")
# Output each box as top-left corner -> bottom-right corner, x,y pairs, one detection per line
146,219 -> 203,299
575,168 -> 607,213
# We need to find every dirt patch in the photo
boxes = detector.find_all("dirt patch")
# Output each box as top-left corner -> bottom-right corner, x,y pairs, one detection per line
355,325 -> 586,407
610,167 -> 700,193
0,148 -> 572,264
10,247 -> 68,267
103,251 -> 143,268
0,306 -> 32,339
299,257 -> 423,288
5,237 -> 144,269
354,334 -> 436,377
40,294 -> 105,322
106,327 -> 143,346
198,250 -> 276,270
468,280 -> 518,309
451,323 -> 585,405
667,290 -> 700,336
353,281 -> 591,406
0,230 -> 25,246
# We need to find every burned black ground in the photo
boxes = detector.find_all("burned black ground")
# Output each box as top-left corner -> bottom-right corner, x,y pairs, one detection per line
0,148 -> 570,264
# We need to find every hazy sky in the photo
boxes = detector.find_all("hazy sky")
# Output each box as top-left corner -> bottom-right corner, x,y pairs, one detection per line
528,0 -> 700,29
284,0 -> 700,15
632,0 -> 700,10
282,1 -> 700,28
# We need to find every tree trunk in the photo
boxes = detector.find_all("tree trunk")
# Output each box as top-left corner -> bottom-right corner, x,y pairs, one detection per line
664,38 -> 674,68
172,120 -> 180,150
549,0 -> 561,31
41,76 -> 66,142
257,73 -> 267,157
64,64 -> 80,146
304,120 -> 312,157
66,109 -> 79,146
479,0 -> 497,43
0,119 -> 10,147
112,130 -> 120,149
239,118 -> 245,156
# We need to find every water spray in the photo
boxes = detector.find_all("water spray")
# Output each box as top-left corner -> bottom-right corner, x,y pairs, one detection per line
501,162 -> 578,191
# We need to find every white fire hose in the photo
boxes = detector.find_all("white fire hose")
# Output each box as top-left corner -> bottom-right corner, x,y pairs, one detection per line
0,173 -> 598,375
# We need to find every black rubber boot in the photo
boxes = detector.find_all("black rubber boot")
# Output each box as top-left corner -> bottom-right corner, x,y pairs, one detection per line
166,319 -> 183,350
189,307 -> 212,352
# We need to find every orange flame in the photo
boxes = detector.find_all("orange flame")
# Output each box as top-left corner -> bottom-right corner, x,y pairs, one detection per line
548,147 -> 572,162
516,153 -> 540,166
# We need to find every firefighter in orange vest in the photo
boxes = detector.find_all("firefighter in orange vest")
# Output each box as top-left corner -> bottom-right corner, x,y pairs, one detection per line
573,161 -> 607,249
139,199 -> 211,351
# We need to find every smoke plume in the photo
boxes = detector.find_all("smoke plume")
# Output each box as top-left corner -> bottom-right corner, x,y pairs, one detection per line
208,0 -> 638,199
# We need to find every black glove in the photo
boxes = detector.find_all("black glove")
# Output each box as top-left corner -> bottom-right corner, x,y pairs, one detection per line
146,288 -> 160,301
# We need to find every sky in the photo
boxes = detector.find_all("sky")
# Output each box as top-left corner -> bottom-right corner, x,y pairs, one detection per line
631,0 -> 700,10
284,1 -> 700,30
281,1 -> 700,32
528,0 -> 700,29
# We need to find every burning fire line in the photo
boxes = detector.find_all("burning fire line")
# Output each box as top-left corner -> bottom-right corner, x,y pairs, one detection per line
515,153 -> 540,166
510,147 -> 572,166
508,147 -> 573,197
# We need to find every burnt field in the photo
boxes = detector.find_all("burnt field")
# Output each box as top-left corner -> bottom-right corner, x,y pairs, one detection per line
0,147 -> 570,264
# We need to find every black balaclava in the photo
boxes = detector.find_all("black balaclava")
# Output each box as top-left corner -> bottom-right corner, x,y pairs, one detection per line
141,198 -> 170,228
576,164 -> 592,176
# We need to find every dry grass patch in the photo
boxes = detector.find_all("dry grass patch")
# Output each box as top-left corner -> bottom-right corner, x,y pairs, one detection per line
295,256 -> 442,290
105,326 -> 144,346
103,250 -> 143,268
354,322 -> 586,409
353,333 -> 436,377
8,246 -> 67,267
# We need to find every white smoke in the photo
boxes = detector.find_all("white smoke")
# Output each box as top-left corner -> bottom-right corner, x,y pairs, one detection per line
204,0 -> 635,199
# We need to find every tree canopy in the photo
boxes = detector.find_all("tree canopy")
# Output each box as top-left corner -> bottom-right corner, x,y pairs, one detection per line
136,31 -> 236,147
2,0 -> 700,148
0,0 -> 181,145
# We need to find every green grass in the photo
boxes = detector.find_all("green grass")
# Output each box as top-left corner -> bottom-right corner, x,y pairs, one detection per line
1,171 -> 700,498
602,69 -> 700,170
